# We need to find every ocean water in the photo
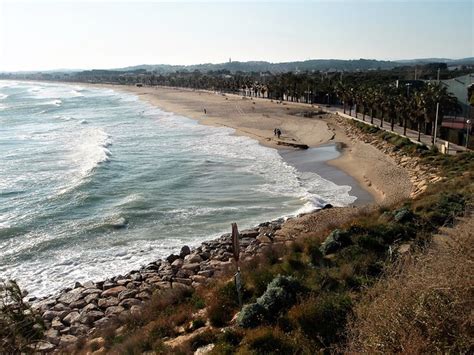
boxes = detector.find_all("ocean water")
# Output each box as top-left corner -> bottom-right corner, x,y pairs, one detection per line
0,81 -> 356,297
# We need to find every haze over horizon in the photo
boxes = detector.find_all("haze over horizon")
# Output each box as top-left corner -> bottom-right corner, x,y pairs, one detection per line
0,0 -> 472,72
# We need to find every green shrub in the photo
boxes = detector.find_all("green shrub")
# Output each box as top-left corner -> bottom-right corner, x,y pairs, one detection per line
320,229 -> 352,255
238,275 -> 305,328
242,327 -> 297,354
238,303 -> 266,328
288,293 -> 352,345
0,280 -> 44,353
208,282 -> 240,327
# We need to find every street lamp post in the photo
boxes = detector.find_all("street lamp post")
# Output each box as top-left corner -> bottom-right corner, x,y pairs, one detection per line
433,102 -> 440,146
467,119 -> 472,149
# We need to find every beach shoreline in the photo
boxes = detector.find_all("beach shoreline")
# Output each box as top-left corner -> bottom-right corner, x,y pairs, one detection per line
8,81 -> 422,349
90,83 -> 412,205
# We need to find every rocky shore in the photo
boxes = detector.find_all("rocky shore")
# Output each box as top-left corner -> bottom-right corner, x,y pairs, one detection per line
28,114 -> 444,352
31,216 -> 310,351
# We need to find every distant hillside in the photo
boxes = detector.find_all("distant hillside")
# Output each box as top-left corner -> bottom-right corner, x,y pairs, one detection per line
115,59 -> 402,74
115,58 -> 474,74
395,57 -> 474,66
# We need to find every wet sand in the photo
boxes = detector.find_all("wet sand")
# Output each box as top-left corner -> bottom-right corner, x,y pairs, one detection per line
280,144 -> 374,206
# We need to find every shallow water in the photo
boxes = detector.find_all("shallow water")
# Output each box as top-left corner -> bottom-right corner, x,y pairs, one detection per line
0,81 -> 356,297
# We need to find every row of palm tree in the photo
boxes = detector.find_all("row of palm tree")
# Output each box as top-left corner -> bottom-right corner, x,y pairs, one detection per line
334,82 -> 460,143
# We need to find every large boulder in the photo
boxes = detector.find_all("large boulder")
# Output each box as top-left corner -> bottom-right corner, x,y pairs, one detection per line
180,245 -> 191,258
63,311 -> 80,326
101,286 -> 127,298
58,288 -> 84,305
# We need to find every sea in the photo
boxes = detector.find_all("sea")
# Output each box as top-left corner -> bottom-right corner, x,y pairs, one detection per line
0,81 -> 356,297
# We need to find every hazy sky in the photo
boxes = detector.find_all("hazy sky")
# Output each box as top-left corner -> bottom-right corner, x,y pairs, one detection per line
0,0 -> 472,71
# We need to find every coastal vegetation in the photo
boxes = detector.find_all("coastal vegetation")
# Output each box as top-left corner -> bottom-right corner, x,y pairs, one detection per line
1,72 -> 472,353
54,119 -> 470,354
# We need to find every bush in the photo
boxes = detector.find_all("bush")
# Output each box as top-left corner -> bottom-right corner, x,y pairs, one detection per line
345,217 -> 474,353
208,282 -> 240,327
0,280 -> 44,353
238,275 -> 305,328
288,293 -> 352,346
319,229 -> 352,255
241,327 -> 297,354
238,303 -> 266,328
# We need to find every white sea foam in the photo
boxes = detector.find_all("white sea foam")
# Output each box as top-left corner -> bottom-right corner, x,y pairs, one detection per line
74,128 -> 112,175
0,93 -> 8,100
1,84 -> 360,298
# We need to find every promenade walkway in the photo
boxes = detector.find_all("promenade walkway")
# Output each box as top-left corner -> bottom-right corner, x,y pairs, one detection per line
323,105 -> 468,154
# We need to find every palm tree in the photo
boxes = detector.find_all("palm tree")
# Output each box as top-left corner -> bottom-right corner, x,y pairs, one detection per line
412,91 -> 426,142
335,82 -> 349,114
423,83 -> 460,143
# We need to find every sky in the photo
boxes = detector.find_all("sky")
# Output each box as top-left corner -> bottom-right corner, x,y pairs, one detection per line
0,0 -> 472,71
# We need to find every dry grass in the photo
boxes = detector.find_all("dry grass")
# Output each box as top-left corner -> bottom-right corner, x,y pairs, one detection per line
344,213 -> 474,354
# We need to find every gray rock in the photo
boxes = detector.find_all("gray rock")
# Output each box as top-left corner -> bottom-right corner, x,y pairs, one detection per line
166,254 -> 180,264
51,317 -> 65,331
44,328 -> 60,345
240,229 -> 259,238
58,288 -> 84,305
69,299 -> 87,309
101,285 -> 127,298
171,258 -> 184,268
83,303 -> 98,313
52,303 -> 70,312
35,341 -> 56,352
59,327 -> 71,335
184,253 -> 203,264
136,291 -> 151,300
102,280 -> 115,290
180,245 -> 191,258
181,262 -> 200,271
63,311 -> 80,326
81,288 -> 102,295
69,323 -> 90,336
43,310 -> 59,321
119,298 -> 141,308
33,298 -> 56,312
116,279 -> 131,286
79,310 -> 104,325
98,297 -> 119,309
118,289 -> 137,301
94,317 -> 110,328
105,305 -> 125,316
82,281 -> 96,289
257,235 -> 272,244
84,293 -> 99,304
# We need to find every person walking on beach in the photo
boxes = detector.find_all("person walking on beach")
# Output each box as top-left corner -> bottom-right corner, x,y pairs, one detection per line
204,108 -> 207,114
277,129 -> 281,139
274,128 -> 277,136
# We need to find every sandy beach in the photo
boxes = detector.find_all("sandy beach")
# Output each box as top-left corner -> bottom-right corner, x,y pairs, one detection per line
94,84 -> 412,206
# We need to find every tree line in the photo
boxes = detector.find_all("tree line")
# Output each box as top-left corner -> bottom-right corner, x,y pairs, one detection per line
1,64 -> 467,144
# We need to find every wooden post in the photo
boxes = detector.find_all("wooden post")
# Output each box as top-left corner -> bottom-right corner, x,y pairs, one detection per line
231,223 -> 242,308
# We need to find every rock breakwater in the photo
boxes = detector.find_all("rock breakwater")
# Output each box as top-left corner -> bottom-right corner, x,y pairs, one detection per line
32,219 -> 290,350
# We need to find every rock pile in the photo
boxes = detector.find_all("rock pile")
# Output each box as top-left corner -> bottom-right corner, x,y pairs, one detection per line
32,219 -> 286,350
